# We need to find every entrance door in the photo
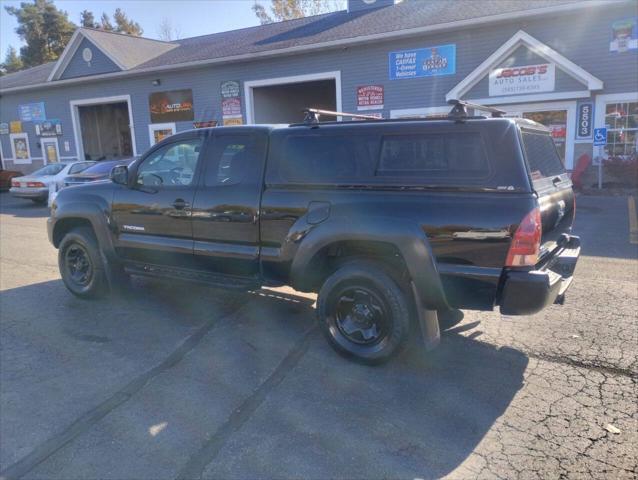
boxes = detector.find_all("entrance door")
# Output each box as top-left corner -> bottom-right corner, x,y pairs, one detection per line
77,102 -> 133,161
40,138 -> 60,164
497,101 -> 576,169
112,133 -> 204,268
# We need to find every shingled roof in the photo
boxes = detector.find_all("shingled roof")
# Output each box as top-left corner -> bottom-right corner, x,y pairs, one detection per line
0,0 -> 600,92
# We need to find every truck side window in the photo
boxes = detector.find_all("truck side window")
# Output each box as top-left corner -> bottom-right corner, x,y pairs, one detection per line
136,139 -> 202,187
377,133 -> 489,180
204,135 -> 261,186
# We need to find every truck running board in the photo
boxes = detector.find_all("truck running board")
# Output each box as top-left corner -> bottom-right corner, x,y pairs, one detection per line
123,262 -> 261,291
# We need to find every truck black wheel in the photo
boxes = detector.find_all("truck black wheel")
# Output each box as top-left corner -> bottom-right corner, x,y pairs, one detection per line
317,261 -> 411,364
58,227 -> 107,299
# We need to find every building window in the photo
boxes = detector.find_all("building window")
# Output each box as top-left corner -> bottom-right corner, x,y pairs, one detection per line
9,133 -> 31,164
604,101 -> 638,160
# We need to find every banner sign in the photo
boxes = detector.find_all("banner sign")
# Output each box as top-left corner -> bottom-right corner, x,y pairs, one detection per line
222,97 -> 242,116
221,81 -> 241,99
10,121 -> 22,133
576,103 -> 594,140
357,85 -> 384,110
610,17 -> 638,52
18,102 -> 46,122
389,44 -> 456,80
0,123 -> 8,135
489,63 -> 555,96
149,89 -> 194,122
35,119 -> 62,137
193,120 -> 218,128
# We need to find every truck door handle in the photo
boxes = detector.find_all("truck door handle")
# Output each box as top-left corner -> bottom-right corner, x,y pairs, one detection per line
172,199 -> 190,210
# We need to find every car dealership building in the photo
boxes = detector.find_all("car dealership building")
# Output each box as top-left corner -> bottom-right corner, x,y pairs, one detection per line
0,0 -> 636,175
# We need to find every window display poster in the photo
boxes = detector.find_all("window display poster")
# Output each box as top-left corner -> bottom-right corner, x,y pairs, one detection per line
10,121 -> 22,133
149,89 -> 194,122
45,143 -> 59,163
389,44 -> 456,80
222,98 -> 242,116
18,102 -> 46,122
221,81 -> 241,99
12,136 -> 29,159
610,17 -> 638,52
223,116 -> 243,126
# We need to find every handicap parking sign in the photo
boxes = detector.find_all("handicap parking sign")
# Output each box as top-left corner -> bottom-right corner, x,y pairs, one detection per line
593,127 -> 607,146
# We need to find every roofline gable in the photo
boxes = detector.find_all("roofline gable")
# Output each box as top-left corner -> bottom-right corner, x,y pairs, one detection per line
446,30 -> 604,102
47,29 -> 125,81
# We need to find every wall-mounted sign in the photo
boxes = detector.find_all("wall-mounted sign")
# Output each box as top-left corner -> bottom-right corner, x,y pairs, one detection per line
0,123 -> 8,135
35,119 -> 62,137
610,17 -> 638,52
576,102 -> 594,140
149,89 -> 194,122
389,44 -> 456,80
222,98 -> 242,117
10,121 -> 22,134
357,85 -> 384,110
223,116 -> 243,126
18,102 -> 46,122
193,120 -> 218,128
221,81 -> 241,99
593,127 -> 607,147
489,63 -> 555,97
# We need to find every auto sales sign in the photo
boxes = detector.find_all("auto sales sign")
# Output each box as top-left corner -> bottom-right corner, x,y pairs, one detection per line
489,63 -> 555,97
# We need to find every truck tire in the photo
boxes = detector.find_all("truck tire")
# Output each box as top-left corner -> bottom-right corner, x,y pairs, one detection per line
317,261 -> 411,364
58,227 -> 108,299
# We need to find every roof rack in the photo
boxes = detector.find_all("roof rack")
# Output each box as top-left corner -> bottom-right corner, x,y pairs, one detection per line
302,108 -> 381,124
447,99 -> 505,118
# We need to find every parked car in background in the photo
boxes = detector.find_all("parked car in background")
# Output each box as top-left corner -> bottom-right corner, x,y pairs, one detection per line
0,165 -> 23,191
63,159 -> 136,188
10,161 -> 95,203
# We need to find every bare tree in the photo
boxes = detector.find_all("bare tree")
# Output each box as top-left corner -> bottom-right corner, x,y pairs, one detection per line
157,17 -> 181,41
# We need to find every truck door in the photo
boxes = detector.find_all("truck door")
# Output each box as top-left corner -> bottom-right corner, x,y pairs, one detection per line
191,131 -> 268,276
111,133 -> 205,268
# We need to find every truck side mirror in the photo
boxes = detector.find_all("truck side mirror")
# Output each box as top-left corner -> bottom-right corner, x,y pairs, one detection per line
110,165 -> 129,186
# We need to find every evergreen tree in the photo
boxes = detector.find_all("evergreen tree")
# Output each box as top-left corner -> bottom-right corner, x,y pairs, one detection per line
80,9 -> 97,28
0,46 -> 24,75
4,0 -> 76,67
100,12 -> 114,31
113,8 -> 143,36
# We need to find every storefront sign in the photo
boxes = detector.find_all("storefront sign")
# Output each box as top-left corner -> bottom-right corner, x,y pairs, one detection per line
18,102 -> 46,122
576,102 -> 593,139
489,63 -> 555,96
149,89 -> 194,122
0,123 -> 8,135
35,119 -> 62,137
222,97 -> 242,116
389,44 -> 456,80
9,121 -> 22,133
193,120 -> 218,128
357,85 -> 384,110
223,116 -> 243,126
610,17 -> 638,52
221,81 -> 241,99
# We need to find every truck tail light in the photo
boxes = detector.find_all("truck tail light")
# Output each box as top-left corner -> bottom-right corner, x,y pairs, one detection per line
505,207 -> 542,267
27,182 -> 45,188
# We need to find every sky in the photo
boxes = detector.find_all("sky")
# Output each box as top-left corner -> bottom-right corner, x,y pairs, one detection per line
0,0 -> 267,55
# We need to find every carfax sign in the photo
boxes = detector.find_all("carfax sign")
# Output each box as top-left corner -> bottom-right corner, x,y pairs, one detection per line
389,44 -> 456,80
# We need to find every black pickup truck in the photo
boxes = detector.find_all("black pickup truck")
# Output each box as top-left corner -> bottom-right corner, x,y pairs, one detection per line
48,103 -> 580,363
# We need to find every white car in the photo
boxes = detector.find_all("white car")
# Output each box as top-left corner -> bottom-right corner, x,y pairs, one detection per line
10,161 -> 95,204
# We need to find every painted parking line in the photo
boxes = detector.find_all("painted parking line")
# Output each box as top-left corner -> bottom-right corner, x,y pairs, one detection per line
629,196 -> 638,245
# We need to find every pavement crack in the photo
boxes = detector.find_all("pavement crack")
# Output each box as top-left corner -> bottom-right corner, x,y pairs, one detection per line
0,305 -> 244,480
175,325 -> 317,480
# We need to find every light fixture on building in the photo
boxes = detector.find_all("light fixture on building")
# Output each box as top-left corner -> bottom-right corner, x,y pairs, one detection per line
152,79 -> 161,86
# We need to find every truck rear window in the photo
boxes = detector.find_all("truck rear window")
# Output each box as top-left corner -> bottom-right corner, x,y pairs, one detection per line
521,131 -> 565,179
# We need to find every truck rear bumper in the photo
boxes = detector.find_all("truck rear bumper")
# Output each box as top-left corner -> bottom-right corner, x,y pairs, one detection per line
499,235 -> 580,315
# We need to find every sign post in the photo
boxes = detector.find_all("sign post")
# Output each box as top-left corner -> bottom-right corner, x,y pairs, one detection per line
593,127 -> 607,190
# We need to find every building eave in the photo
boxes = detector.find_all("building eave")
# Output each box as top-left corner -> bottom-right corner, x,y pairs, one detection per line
0,0 -> 627,95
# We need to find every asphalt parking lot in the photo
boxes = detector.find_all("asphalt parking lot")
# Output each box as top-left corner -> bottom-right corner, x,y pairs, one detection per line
0,191 -> 636,480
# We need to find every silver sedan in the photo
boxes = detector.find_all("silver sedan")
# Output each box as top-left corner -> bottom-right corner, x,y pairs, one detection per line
10,161 -> 95,204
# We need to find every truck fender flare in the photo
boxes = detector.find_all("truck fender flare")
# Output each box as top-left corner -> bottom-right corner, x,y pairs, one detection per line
289,215 -> 449,310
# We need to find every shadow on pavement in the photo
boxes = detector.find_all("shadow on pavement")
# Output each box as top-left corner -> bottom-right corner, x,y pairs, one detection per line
0,192 -> 50,218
